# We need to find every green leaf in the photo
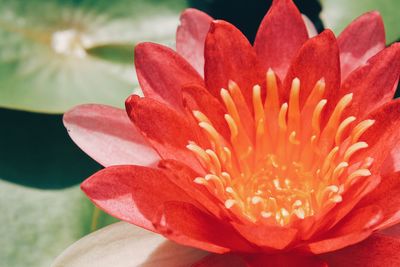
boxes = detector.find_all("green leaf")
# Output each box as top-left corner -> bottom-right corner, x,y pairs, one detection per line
0,107 -> 101,189
0,0 -> 187,113
320,0 -> 400,44
87,44 -> 134,65
0,180 -> 118,267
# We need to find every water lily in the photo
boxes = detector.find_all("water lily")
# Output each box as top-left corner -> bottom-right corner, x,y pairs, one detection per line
55,0 -> 400,266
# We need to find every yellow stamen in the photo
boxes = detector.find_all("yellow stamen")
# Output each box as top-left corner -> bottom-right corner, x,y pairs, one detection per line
351,120 -> 375,143
312,99 -> 327,137
335,116 -> 356,145
288,78 -> 301,133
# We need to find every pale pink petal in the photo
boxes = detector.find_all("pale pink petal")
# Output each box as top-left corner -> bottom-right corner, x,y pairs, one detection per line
302,14 -> 318,38
176,8 -> 213,77
63,104 -> 159,167
338,11 -> 386,81
51,222 -> 206,267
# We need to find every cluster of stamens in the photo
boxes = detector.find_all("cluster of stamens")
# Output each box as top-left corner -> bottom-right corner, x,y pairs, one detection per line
187,69 -> 374,226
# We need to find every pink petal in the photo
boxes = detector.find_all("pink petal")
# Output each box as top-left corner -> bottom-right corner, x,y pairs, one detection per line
302,14 -> 318,38
125,95 -> 203,171
176,8 -> 213,77
81,165 -> 200,232
154,202 -> 255,254
204,20 -> 264,109
134,42 -> 204,111
254,0 -> 308,79
63,104 -> 159,167
321,234 -> 400,266
338,11 -> 386,81
283,30 -> 340,107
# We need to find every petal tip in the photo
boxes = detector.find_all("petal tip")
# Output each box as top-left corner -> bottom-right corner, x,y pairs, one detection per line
125,94 -> 140,112
134,42 -> 161,60
62,104 -> 103,130
208,20 -> 234,33
179,8 -> 209,19
80,177 -> 92,195
366,10 -> 382,19
319,29 -> 336,39
133,42 -> 147,54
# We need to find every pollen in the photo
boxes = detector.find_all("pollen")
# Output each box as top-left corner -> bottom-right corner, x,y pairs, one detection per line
187,69 -> 374,226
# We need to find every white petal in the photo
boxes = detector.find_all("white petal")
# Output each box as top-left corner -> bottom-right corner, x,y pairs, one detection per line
51,222 -> 207,267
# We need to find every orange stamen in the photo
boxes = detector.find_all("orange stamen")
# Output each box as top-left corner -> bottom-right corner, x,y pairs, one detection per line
188,70 -> 374,226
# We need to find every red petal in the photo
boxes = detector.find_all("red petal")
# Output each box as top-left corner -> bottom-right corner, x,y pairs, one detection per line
193,254 -> 247,267
63,104 -> 159,167
254,0 -> 308,79
321,234 -> 400,267
81,165 -> 199,231
355,99 -> 400,174
302,174 -> 381,239
244,252 -> 327,267
232,223 -> 298,251
125,95 -> 203,171
134,42 -> 204,110
305,205 -> 382,254
158,159 -> 224,218
381,223 -> 400,237
338,11 -> 386,81
359,172 -> 400,230
330,205 -> 382,236
176,8 -> 213,77
382,144 -> 400,175
338,43 -> 400,120
195,252 -> 327,267
204,20 -> 264,109
283,30 -> 340,107
182,84 -> 230,141
155,202 -> 255,254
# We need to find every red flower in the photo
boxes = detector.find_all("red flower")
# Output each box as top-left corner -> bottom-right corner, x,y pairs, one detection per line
64,0 -> 400,266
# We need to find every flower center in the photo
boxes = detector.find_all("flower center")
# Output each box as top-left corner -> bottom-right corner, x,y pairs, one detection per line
51,29 -> 87,58
187,69 -> 374,226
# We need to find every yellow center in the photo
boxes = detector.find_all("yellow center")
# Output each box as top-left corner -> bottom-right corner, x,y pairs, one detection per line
187,69 -> 374,226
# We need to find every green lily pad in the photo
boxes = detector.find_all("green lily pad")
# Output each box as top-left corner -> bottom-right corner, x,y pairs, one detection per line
0,180 -> 117,267
320,0 -> 400,44
0,0 -> 187,113
0,107 -> 101,189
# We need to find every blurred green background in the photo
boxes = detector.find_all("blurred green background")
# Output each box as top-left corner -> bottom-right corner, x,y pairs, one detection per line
0,0 -> 399,266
